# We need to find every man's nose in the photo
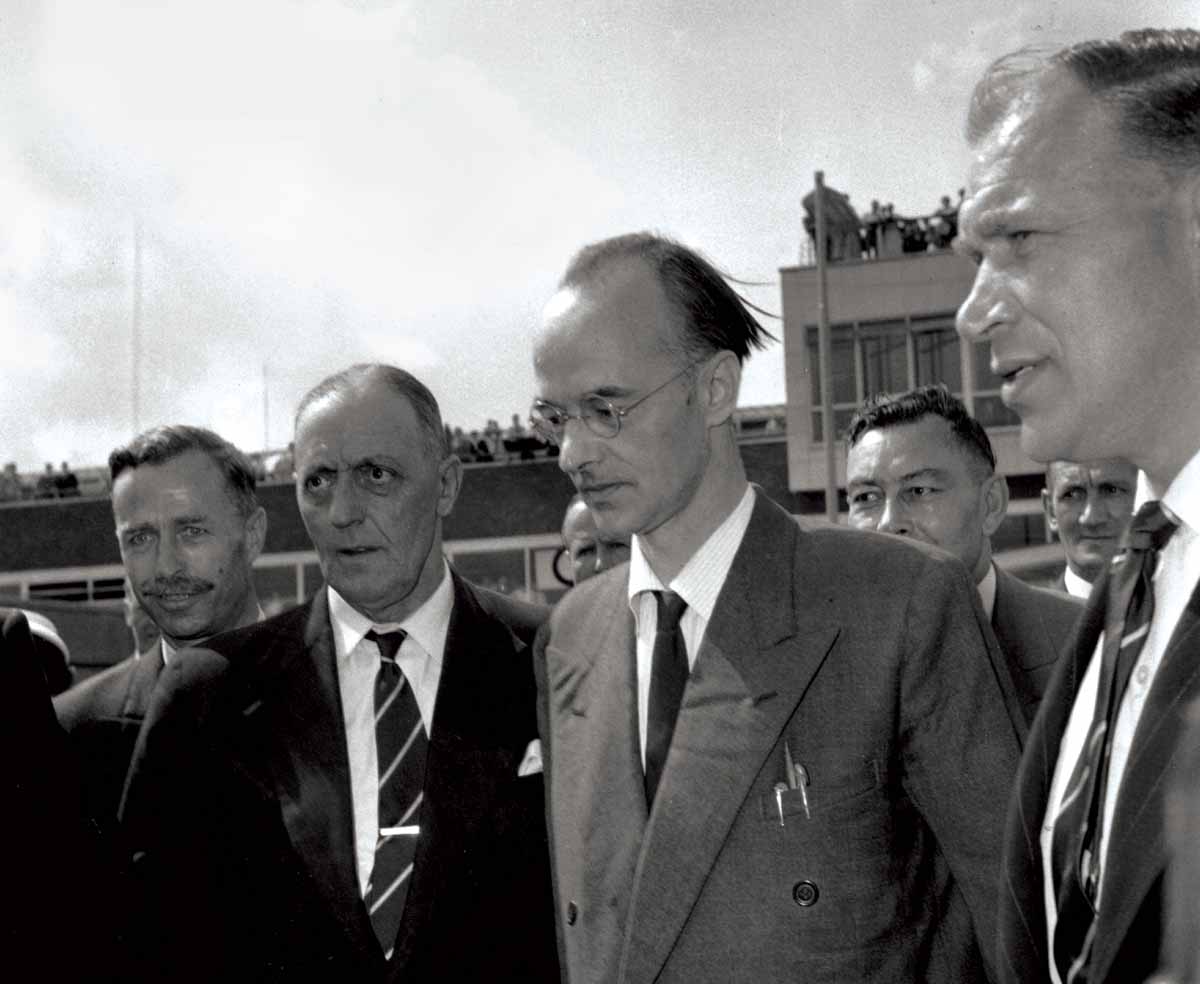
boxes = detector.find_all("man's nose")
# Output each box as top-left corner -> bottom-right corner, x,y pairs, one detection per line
557,417 -> 601,476
956,261 -> 1016,344
1079,492 -> 1106,527
155,532 -> 183,577
877,498 -> 911,536
327,473 -> 364,527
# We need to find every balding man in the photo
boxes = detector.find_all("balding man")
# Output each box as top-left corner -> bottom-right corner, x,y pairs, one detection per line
846,385 -> 1081,723
1041,459 -> 1137,600
120,365 -> 558,983
532,232 -> 1022,983
956,29 -> 1200,984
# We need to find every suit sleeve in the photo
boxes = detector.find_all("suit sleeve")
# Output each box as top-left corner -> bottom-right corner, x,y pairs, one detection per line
896,555 -> 1025,982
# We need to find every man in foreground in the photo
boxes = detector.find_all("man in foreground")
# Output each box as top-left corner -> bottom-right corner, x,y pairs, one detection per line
532,232 -> 1024,983
121,365 -> 558,982
846,385 -> 1081,723
955,28 -> 1200,983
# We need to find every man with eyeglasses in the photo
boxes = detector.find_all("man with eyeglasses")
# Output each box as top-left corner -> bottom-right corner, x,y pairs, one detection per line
530,231 -> 1025,984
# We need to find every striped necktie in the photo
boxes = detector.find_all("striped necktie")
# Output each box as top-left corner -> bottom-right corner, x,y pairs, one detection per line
644,590 -> 689,806
1051,499 -> 1178,983
364,629 -> 428,958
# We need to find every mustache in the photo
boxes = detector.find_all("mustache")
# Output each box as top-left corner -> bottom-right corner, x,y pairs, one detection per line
141,576 -> 214,597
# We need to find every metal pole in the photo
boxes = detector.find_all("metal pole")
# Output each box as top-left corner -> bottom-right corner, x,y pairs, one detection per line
263,363 -> 270,451
131,214 -> 143,434
813,172 -> 838,523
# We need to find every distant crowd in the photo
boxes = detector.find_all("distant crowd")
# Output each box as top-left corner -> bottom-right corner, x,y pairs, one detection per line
802,189 -> 963,263
0,460 -> 82,502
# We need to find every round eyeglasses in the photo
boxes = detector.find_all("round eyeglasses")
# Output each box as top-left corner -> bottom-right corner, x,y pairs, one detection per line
530,363 -> 697,444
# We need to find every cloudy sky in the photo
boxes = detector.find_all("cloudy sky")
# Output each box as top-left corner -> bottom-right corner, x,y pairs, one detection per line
0,0 -> 1192,470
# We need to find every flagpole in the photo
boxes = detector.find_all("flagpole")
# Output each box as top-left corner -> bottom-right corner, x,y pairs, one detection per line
813,171 -> 838,523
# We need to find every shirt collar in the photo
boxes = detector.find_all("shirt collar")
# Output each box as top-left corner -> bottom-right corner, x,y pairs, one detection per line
1135,448 -> 1200,537
978,563 -> 998,621
627,483 -> 756,620
1063,565 -> 1094,600
327,559 -> 454,663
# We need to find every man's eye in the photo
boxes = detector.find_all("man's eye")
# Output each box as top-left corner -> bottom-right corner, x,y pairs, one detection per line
585,398 -> 618,422
127,531 -> 152,547
181,526 -> 206,538
303,472 -> 331,494
849,491 -> 878,507
909,486 -> 936,497
359,464 -> 396,486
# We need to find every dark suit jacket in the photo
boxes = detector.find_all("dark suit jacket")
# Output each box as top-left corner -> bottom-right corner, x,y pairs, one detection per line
120,572 -> 559,983
536,492 -> 1026,984
997,568 -> 1200,984
2,609 -> 122,980
991,567 -> 1083,725
54,647 -> 163,827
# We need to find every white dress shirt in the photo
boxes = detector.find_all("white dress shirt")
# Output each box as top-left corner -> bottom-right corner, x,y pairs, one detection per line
328,561 -> 453,895
1041,449 -> 1200,983
978,563 -> 997,621
627,484 -> 755,766
1063,565 -> 1094,601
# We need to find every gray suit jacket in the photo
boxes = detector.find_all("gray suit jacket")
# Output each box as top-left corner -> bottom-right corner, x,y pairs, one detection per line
991,568 -> 1083,725
536,491 -> 1026,984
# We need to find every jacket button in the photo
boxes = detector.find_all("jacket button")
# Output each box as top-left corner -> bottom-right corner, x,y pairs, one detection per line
566,901 -> 578,925
792,880 -> 819,907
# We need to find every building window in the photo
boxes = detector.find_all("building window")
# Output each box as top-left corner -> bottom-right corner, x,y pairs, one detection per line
807,313 -> 993,441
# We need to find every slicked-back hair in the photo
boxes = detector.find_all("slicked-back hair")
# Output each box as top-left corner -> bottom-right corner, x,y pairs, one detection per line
846,385 -> 997,478
967,28 -> 1200,174
109,425 -> 259,518
295,363 -> 449,458
560,232 -> 777,366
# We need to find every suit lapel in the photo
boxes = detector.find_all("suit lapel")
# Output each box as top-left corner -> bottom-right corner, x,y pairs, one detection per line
120,645 -> 164,719
620,495 -> 839,984
238,594 -> 372,952
1090,582 -> 1200,980
1001,580 -> 1105,980
545,569 -> 647,980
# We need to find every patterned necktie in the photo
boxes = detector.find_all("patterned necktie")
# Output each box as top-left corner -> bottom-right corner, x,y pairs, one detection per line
1051,500 -> 1178,983
644,590 -> 689,806
363,629 -> 428,958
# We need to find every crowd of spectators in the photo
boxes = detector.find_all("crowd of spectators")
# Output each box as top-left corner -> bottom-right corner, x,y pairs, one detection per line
0,460 -> 84,502
446,413 -> 557,464
803,188 -> 963,263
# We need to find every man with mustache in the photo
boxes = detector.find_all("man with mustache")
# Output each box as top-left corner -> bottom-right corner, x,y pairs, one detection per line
55,425 -> 266,825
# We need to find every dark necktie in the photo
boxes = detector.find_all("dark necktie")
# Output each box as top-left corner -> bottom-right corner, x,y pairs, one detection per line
644,590 -> 689,806
363,629 -> 428,958
1051,500 -> 1178,983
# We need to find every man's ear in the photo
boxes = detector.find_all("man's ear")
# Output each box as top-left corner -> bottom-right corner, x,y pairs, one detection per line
980,473 -> 1009,537
1041,488 -> 1059,534
244,506 -> 268,563
436,453 -> 463,518
702,350 -> 742,428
